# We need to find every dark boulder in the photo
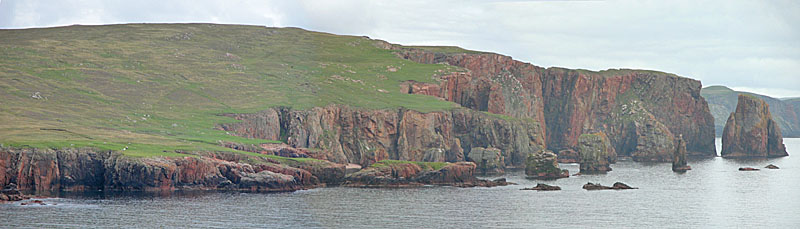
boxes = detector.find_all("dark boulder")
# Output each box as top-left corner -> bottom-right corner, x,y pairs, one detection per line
521,183 -> 561,191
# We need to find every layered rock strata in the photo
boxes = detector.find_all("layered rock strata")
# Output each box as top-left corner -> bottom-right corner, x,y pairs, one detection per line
395,48 -> 716,158
0,147 -> 345,192
218,105 -> 545,167
721,95 -> 788,158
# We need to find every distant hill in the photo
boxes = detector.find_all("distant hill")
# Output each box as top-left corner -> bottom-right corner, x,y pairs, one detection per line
702,86 -> 800,137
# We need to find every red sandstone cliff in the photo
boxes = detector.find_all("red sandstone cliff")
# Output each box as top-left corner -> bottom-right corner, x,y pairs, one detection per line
219,105 -> 546,167
721,95 -> 788,157
0,148 -> 344,192
397,48 -> 716,159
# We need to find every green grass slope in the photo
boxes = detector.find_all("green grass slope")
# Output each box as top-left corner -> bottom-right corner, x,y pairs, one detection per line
0,23 -> 465,156
701,85 -> 800,137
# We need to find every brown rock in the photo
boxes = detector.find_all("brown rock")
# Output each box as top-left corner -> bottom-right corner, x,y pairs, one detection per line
739,167 -> 760,171
521,183 -> 561,191
765,164 -> 779,169
722,95 -> 788,158
398,48 -> 716,159
583,182 -> 637,190
672,135 -> 691,172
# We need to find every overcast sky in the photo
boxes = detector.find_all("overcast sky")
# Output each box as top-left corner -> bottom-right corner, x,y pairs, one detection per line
1,0 -> 798,98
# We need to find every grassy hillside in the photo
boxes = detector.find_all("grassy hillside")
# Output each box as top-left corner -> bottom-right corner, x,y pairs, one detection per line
701,85 -> 800,137
0,23 -> 465,157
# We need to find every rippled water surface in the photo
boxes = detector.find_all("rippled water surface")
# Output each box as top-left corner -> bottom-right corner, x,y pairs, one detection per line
3,138 -> 800,228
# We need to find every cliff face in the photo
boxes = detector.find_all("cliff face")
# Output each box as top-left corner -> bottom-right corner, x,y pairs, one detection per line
721,95 -> 788,158
0,148 -> 344,192
398,49 -> 716,158
219,105 -> 545,167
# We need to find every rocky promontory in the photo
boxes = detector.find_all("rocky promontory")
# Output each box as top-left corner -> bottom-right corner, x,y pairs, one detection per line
0,147 -> 345,192
721,95 -> 788,158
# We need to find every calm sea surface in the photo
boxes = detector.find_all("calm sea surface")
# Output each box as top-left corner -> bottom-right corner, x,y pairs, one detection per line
3,138 -> 799,228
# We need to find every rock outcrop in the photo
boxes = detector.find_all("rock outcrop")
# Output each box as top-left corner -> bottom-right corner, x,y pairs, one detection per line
218,105 -> 545,167
521,183 -> 561,191
342,161 -> 509,188
578,133 -> 615,173
1,183 -> 29,202
397,48 -> 716,158
525,151 -> 569,179
672,135 -> 691,172
0,147 -> 346,192
721,95 -> 788,158
582,182 -> 637,190
466,147 -> 505,174
765,164 -> 779,169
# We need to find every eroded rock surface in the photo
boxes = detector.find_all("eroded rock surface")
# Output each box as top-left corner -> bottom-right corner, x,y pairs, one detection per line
578,133 -> 615,173
672,135 -> 691,172
521,183 -> 561,191
218,105 -> 545,167
525,151 -> 569,179
396,48 -> 716,158
722,95 -> 788,158
466,147 -> 505,174
342,161 -> 509,188
0,147 -> 346,192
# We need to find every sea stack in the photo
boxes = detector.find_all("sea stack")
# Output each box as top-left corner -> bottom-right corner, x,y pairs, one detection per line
721,94 -> 788,158
525,151 -> 569,179
672,135 -> 691,172
578,132 -> 615,173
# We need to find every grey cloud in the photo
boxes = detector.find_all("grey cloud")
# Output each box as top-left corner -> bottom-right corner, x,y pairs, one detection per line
0,0 -> 798,97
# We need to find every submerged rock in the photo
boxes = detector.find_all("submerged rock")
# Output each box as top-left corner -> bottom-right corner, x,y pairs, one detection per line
722,95 -> 788,158
578,133 -> 614,173
672,135 -> 691,172
525,151 -> 569,179
739,167 -> 760,171
521,183 -> 561,191
765,164 -> 780,169
466,147 -> 505,174
582,182 -> 637,190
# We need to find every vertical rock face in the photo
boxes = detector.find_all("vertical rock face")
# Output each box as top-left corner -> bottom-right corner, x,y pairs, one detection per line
721,95 -> 788,158
219,105 -> 545,167
525,151 -> 569,179
0,148 -> 345,192
610,101 -> 677,162
578,133 -> 615,173
672,135 -> 691,172
466,147 -> 505,174
397,48 -> 716,158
